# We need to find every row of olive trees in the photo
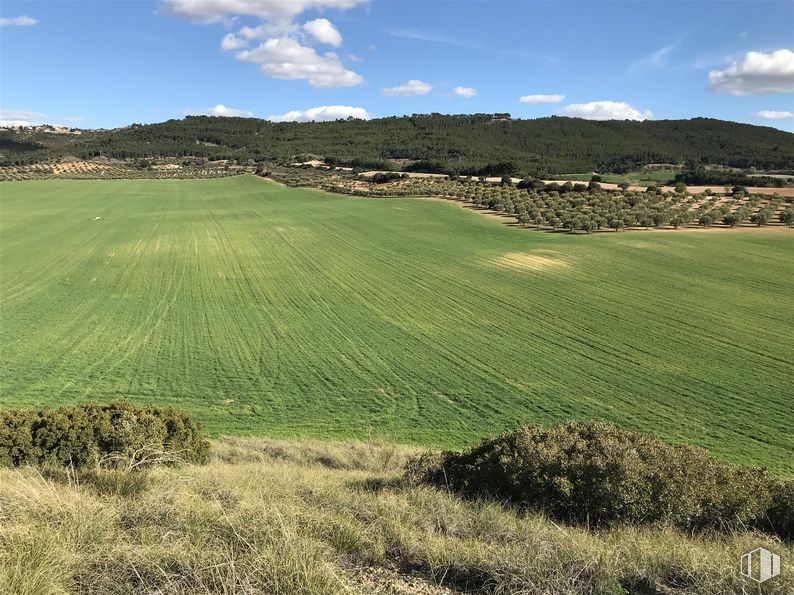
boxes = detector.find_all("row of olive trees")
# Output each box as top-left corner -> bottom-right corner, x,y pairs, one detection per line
333,175 -> 794,232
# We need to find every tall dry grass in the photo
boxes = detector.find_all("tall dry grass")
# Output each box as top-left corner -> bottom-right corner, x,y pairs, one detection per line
0,437 -> 790,594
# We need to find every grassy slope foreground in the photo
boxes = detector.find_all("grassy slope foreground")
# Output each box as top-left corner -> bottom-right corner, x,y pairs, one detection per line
2,437 -> 792,595
0,176 -> 791,472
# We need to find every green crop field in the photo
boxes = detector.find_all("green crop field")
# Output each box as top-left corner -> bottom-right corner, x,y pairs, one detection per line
559,171 -> 677,185
1,176 -> 791,472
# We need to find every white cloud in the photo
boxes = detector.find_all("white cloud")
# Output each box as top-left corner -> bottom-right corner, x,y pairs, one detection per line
183,104 -> 255,117
303,18 -> 342,47
161,0 -> 363,87
158,0 -> 365,24
382,79 -> 432,96
561,100 -> 653,121
0,109 -> 47,126
709,49 -> 794,95
221,33 -> 248,50
236,38 -> 362,87
0,15 -> 37,26
519,94 -> 565,104
268,105 -> 372,122
453,86 -> 477,98
754,110 -> 794,120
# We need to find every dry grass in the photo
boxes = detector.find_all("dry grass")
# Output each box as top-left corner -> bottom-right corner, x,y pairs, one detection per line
0,438 -> 791,594
492,252 -> 570,272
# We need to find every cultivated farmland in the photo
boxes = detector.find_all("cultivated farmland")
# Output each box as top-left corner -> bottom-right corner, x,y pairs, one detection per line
0,176 -> 791,472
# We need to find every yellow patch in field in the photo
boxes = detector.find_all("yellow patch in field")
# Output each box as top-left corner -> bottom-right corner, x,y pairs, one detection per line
616,240 -> 662,249
493,252 -> 570,271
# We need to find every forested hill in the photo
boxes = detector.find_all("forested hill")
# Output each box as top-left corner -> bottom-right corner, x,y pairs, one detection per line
2,114 -> 793,175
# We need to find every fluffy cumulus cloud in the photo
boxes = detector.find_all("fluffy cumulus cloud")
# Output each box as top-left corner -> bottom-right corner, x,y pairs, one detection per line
561,101 -> 652,121
236,38 -> 362,87
183,104 -> 255,117
709,49 -> 794,95
382,79 -> 432,96
519,94 -> 565,104
303,18 -> 342,47
160,0 -> 364,88
0,109 -> 47,126
453,86 -> 477,98
267,105 -> 372,122
0,15 -> 37,26
754,110 -> 794,120
158,0 -> 364,24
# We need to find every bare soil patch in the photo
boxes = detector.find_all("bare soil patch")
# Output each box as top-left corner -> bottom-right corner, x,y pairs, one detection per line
345,564 -> 459,595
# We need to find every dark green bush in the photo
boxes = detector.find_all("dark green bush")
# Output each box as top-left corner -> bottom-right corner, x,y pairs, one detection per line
371,171 -> 407,184
0,401 -> 210,468
406,421 -> 792,538
760,480 -> 794,540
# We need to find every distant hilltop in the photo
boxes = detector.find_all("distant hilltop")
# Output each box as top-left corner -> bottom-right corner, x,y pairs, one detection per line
2,114 -> 793,174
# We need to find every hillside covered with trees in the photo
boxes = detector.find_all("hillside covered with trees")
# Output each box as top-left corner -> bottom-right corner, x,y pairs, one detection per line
2,114 -> 793,175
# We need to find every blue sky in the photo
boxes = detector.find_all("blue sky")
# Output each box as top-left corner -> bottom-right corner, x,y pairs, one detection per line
2,0 -> 793,130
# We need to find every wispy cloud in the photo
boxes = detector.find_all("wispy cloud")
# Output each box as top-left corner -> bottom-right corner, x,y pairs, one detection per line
0,15 -> 37,27
388,28 -> 481,48
628,40 -> 680,74
691,50 -> 746,70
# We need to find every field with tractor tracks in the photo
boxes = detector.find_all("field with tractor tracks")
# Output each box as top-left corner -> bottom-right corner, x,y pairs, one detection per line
1,176 -> 791,472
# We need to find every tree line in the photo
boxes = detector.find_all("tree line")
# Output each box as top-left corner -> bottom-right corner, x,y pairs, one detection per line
2,114 -> 793,175
306,173 -> 794,233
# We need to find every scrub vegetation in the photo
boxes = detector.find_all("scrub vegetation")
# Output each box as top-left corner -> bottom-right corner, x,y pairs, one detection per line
2,435 -> 792,595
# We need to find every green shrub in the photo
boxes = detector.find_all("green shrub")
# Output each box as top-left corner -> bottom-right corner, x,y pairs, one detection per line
0,401 -> 210,468
761,480 -> 794,540
407,421 -> 791,537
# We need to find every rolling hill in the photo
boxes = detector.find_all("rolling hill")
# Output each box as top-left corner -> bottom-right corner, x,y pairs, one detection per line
2,114 -> 794,174
1,176 -> 791,472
